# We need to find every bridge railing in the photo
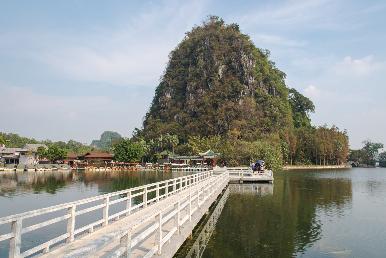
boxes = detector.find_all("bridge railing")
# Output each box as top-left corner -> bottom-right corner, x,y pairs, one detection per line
225,167 -> 252,178
0,171 -> 213,258
114,171 -> 229,257
226,167 -> 273,178
171,167 -> 209,172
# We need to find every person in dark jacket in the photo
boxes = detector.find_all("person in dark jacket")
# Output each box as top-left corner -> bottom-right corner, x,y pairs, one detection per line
252,160 -> 265,172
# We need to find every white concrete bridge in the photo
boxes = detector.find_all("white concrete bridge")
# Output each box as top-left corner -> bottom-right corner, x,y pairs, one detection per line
0,168 -> 272,258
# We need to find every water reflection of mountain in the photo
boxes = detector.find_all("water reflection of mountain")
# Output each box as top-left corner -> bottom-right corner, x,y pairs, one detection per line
202,173 -> 352,258
0,171 -> 73,195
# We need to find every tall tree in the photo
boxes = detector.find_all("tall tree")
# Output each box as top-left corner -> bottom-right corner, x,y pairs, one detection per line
288,88 -> 315,128
0,135 -> 5,146
113,139 -> 146,163
361,140 -> 383,166
379,152 -> 386,167
45,145 -> 67,162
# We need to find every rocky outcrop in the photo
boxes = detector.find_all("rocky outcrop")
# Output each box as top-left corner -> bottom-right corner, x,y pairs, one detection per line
142,16 -> 292,141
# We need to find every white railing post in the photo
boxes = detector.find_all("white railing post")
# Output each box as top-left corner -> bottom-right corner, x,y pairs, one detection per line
143,188 -> 148,208
120,230 -> 132,258
165,181 -> 169,196
126,191 -> 132,215
66,205 -> 76,243
156,183 -> 160,202
173,179 -> 176,193
198,188 -> 201,208
103,196 -> 110,226
156,213 -> 163,255
174,202 -> 180,234
203,183 -> 206,201
189,190 -> 192,222
9,218 -> 22,258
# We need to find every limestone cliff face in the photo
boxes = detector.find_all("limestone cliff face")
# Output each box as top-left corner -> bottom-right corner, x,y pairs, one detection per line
143,17 -> 292,141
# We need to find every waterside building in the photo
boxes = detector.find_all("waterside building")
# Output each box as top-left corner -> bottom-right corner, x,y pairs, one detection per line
0,144 -> 47,165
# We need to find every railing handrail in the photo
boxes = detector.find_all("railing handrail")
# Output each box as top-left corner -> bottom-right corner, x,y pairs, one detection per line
115,172 -> 229,257
0,171 -> 211,224
137,172 -> 228,228
0,170 -> 216,258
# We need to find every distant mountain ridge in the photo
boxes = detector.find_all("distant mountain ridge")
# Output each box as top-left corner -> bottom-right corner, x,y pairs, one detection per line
91,131 -> 122,150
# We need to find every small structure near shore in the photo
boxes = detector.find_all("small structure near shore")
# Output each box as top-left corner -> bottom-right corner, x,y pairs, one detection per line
161,149 -> 220,167
65,151 -> 114,169
214,166 -> 274,183
0,144 -> 47,166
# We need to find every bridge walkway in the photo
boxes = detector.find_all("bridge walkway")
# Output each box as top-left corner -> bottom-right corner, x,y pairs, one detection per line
0,171 -> 228,258
43,173 -> 227,258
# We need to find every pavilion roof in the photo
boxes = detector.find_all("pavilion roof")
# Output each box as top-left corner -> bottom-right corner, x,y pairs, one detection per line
198,149 -> 220,157
82,152 -> 113,159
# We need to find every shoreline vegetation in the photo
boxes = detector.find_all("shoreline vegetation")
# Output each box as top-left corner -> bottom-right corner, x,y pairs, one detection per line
283,165 -> 351,170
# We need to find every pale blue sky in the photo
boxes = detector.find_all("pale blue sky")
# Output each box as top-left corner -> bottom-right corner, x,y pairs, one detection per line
0,0 -> 385,148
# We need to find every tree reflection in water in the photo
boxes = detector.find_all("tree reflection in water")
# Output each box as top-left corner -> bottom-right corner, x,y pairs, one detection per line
0,170 -> 184,196
0,171 -> 73,195
200,172 -> 352,258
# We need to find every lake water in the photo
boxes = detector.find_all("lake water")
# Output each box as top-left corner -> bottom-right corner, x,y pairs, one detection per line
0,170 -> 186,257
1,168 -> 386,257
198,168 -> 386,258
